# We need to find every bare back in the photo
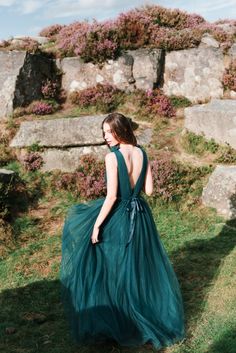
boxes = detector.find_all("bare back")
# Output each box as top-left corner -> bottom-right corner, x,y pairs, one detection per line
118,146 -> 144,190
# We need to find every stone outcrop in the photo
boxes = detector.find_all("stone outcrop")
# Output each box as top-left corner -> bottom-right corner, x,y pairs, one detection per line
12,36 -> 49,45
59,55 -> 133,92
0,51 -> 25,118
202,165 -> 236,219
200,33 -> 220,48
184,99 -> 236,149
59,48 -> 164,93
40,146 -> 108,172
127,48 -> 164,90
229,43 -> 236,59
10,115 -> 152,172
0,51 -> 60,119
1,42 -> 235,120
10,115 -> 106,148
163,47 -> 225,103
40,126 -> 152,172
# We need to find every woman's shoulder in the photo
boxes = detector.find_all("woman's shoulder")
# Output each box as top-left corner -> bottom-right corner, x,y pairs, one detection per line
105,151 -> 117,165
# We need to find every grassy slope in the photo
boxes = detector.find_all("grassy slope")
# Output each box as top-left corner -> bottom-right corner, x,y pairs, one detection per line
0,112 -> 236,353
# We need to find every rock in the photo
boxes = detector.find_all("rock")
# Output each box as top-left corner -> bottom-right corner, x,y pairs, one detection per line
230,90 -> 236,99
60,48 -> 164,93
127,48 -> 164,90
184,99 -> 236,149
35,126 -> 152,172
200,33 -> 220,48
40,145 -> 108,172
0,168 -> 15,183
136,128 -> 153,146
60,54 -> 134,92
163,47 -> 224,103
0,51 -> 26,118
10,113 -> 152,172
229,43 -> 236,59
38,127 -> 152,172
202,165 -> 236,219
10,115 -> 107,148
13,36 -> 49,45
0,51 -> 60,119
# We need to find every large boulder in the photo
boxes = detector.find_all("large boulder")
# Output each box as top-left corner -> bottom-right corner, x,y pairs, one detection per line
163,47 -> 225,103
0,50 -> 60,119
10,114 -> 153,172
10,115 -> 106,148
59,55 -> 134,93
184,99 -> 236,149
202,165 -> 236,219
127,48 -> 164,90
40,145 -> 108,172
59,48 -> 164,93
229,43 -> 236,59
0,51 -> 25,118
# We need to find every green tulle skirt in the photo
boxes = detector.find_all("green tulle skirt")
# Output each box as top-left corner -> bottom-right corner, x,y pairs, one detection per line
60,195 -> 185,349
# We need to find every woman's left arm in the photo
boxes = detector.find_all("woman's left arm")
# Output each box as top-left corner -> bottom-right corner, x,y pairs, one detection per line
91,152 -> 118,244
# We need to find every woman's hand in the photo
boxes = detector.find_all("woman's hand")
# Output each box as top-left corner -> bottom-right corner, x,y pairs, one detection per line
91,226 -> 100,244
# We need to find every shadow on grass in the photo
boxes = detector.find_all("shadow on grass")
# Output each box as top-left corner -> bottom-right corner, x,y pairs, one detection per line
0,220 -> 235,353
171,218 -> 236,339
207,327 -> 236,353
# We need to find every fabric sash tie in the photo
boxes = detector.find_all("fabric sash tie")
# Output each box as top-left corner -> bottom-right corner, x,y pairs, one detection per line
125,197 -> 144,247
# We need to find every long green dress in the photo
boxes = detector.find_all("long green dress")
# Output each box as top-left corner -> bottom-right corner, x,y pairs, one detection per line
60,144 -> 185,349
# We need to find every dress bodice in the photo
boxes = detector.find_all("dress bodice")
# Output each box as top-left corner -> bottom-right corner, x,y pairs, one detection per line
109,144 -> 148,200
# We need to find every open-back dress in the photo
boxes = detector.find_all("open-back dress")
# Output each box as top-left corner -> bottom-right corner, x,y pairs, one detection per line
60,144 -> 185,349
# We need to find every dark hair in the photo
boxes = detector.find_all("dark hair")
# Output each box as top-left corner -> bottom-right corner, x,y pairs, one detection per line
101,113 -> 137,146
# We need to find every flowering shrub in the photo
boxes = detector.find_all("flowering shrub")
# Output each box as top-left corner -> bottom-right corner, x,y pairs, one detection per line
144,5 -> 205,29
57,20 -> 119,63
28,100 -> 56,115
150,27 -> 203,50
13,100 -> 59,117
49,5 -> 234,62
56,21 -> 90,57
22,152 -> 44,171
0,39 -> 10,48
54,173 -> 77,192
41,79 -> 59,99
69,83 -> 123,113
150,153 -> 210,202
54,154 -> 106,200
76,154 -> 106,199
9,37 -> 39,53
76,21 -> 120,63
116,10 -> 153,49
143,89 -> 176,118
222,60 -> 236,91
39,24 -> 65,40
214,19 -> 236,26
150,155 -> 179,201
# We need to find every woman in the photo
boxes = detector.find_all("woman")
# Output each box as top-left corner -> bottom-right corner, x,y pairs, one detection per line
60,112 -> 185,349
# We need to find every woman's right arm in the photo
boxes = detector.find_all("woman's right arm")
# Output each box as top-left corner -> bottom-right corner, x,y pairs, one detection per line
143,159 -> 153,196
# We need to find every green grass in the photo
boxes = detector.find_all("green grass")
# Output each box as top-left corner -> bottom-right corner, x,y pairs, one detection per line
181,132 -> 236,164
181,132 -> 219,156
0,199 -> 235,353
